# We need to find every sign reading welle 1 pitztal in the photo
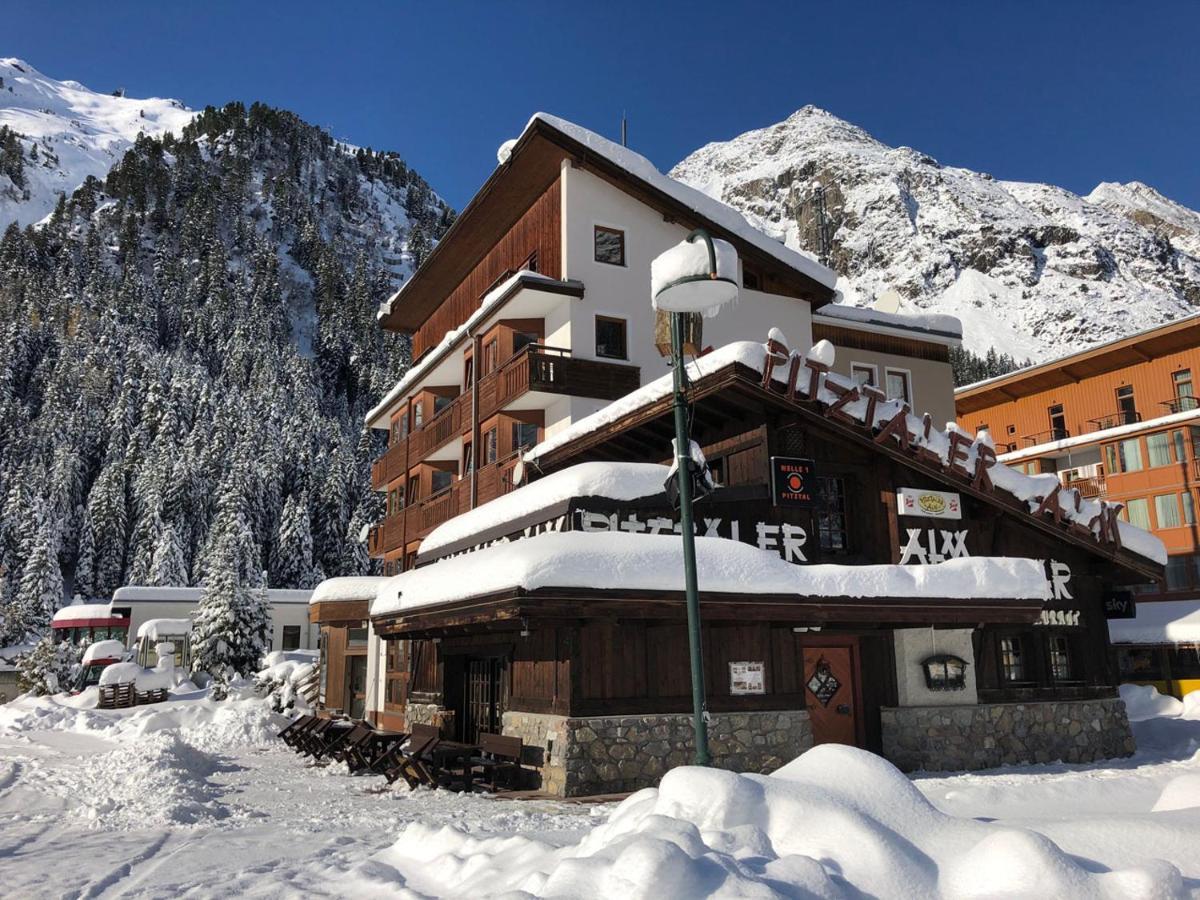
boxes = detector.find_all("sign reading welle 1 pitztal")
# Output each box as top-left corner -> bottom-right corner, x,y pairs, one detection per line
897,487 -> 962,520
770,457 -> 816,506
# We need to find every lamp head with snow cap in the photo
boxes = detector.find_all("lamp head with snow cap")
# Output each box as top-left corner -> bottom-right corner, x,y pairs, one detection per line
651,229 -> 739,318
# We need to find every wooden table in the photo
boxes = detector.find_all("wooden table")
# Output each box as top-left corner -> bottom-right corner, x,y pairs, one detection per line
429,741 -> 479,791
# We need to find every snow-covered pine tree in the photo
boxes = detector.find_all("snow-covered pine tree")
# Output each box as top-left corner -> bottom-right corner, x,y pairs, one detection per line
16,634 -> 79,695
13,503 -> 63,640
149,522 -> 189,586
272,492 -> 322,589
190,474 -> 272,694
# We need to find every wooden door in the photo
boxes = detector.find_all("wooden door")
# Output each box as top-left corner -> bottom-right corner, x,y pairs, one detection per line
803,646 -> 858,746
346,655 -> 368,720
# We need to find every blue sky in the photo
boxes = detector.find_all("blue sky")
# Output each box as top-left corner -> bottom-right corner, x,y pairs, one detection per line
7,1 -> 1200,211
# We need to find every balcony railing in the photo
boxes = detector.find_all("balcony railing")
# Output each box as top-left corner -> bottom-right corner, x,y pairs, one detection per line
1061,475 -> 1106,498
1160,396 -> 1200,415
1086,410 -> 1142,432
1022,428 -> 1070,446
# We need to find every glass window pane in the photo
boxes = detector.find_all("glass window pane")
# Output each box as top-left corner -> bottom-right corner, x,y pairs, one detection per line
1125,498 -> 1151,530
1155,494 -> 1181,528
1120,438 -> 1143,472
1104,444 -> 1118,474
1166,556 -> 1191,591
1147,433 -> 1171,467
594,226 -> 625,265
1183,492 -> 1196,526
885,370 -> 910,404
1173,430 -> 1186,462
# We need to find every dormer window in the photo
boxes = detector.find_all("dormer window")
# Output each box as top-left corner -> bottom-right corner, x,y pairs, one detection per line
594,226 -> 625,266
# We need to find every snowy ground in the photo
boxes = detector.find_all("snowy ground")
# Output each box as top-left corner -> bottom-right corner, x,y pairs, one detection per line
1,689 -> 1198,898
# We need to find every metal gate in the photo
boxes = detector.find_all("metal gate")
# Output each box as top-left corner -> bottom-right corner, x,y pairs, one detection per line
464,656 -> 508,743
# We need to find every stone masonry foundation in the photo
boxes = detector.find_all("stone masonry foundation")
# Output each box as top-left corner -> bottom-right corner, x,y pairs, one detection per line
503,709 -> 812,797
881,697 -> 1136,772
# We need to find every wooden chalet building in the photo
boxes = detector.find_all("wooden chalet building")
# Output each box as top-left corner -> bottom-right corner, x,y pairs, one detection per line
309,114 -> 1162,796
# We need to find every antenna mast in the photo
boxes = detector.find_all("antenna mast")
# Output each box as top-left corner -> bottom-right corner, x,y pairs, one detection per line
621,112 -> 628,148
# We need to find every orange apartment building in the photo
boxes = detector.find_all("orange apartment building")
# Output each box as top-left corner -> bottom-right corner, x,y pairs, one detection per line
956,314 -> 1200,695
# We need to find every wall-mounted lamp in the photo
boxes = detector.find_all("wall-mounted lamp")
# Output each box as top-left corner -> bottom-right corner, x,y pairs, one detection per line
519,618 -> 531,638
921,654 -> 968,691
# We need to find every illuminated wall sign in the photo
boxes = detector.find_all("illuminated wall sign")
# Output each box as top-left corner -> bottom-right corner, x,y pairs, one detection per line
729,661 -> 766,695
1103,591 -> 1136,620
770,457 -> 816,507
897,488 -> 962,520
898,528 -> 969,564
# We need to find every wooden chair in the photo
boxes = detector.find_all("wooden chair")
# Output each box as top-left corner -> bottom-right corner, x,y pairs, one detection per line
309,720 -> 356,761
296,717 -> 338,756
279,714 -> 317,747
470,733 -> 524,792
349,729 -> 407,775
380,724 -> 441,788
330,722 -> 374,765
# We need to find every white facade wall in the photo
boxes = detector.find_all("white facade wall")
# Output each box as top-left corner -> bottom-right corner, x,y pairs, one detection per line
892,627 -> 979,706
560,163 -> 814,377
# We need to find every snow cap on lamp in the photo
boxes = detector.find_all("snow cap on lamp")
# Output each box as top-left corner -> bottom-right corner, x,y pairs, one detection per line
651,230 -> 739,318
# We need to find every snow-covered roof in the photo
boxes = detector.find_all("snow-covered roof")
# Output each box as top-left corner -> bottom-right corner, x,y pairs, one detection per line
112,586 -> 312,605
524,341 -> 768,466
373,530 -> 1049,617
81,640 -> 126,665
369,270 -> 575,428
136,618 -> 193,641
1109,599 -> 1200,646
420,461 -> 670,557
0,643 -> 34,672
813,303 -> 962,344
310,577 -> 390,605
51,603 -> 117,624
526,113 -> 838,292
998,408 -> 1200,463
521,330 -> 1166,567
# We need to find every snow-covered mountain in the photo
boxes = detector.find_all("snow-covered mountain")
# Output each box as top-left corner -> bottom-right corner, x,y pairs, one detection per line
0,57 -> 196,229
671,107 -> 1200,361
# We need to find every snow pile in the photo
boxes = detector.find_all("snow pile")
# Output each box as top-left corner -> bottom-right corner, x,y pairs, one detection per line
1152,774 -> 1200,813
650,234 -> 739,316
35,731 -> 229,829
50,602 -> 115,624
1121,683 -> 1186,722
421,462 -> 671,556
81,640 -> 126,665
814,301 -> 962,339
98,660 -> 176,691
0,58 -> 195,228
374,531 -> 1048,616
256,649 -> 318,712
364,745 -> 1181,898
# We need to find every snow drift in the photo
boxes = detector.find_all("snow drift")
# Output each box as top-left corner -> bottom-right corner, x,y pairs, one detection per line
362,745 -> 1183,898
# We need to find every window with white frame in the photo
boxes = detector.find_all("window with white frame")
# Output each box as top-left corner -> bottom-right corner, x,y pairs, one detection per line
884,368 -> 911,405
850,363 -> 877,387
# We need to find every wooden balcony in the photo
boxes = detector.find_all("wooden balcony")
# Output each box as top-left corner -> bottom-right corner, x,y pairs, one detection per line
1063,476 -> 1106,499
371,439 -> 408,489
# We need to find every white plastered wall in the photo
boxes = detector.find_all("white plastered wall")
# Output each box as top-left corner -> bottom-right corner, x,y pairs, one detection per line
560,163 -> 814,384
892,627 -> 979,706
834,347 -> 957,428
365,621 -> 385,719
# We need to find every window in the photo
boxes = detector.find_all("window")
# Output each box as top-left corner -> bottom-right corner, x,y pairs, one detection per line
1115,438 -> 1143,473
391,416 -> 407,444
282,625 -> 301,651
593,225 -> 626,266
1174,369 -> 1194,409
1115,384 -> 1137,424
483,339 -> 498,375
816,475 -> 849,553
1048,635 -> 1073,681
884,369 -> 911,405
463,442 -> 474,474
511,421 -> 539,451
430,469 -> 452,494
433,393 -> 453,416
513,331 -> 538,354
1147,433 -> 1172,467
485,427 -> 498,464
408,474 -> 421,504
348,626 -> 368,647
1173,430 -> 1186,463
464,356 -> 474,388
1166,556 -> 1191,591
1125,497 -> 1151,530
1118,647 -> 1162,680
1184,492 -> 1196,526
1155,493 -> 1182,529
850,363 -> 877,387
595,315 -> 628,360
385,640 -> 405,706
412,401 -> 424,431
1047,404 -> 1067,440
999,636 -> 1028,682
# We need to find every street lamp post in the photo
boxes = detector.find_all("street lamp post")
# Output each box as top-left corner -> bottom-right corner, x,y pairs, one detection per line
651,228 -> 739,767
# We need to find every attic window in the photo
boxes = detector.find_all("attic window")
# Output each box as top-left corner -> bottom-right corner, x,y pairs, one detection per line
594,226 -> 625,266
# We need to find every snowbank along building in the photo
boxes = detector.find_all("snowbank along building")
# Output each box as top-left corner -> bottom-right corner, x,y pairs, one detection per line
956,315 -> 1200,699
311,113 -> 1164,795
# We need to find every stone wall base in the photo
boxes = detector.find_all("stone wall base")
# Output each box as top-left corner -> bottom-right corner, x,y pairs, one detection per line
503,708 -> 812,797
881,697 -> 1136,772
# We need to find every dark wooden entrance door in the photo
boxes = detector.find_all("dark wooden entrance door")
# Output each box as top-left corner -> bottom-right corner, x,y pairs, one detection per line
346,654 -> 368,720
802,646 -> 858,746
463,656 -> 508,743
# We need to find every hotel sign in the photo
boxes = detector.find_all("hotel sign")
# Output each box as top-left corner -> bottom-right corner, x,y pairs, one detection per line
897,487 -> 962,520
770,457 -> 816,507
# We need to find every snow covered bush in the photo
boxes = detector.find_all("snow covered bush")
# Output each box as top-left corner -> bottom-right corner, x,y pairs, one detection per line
16,635 -> 81,695
254,650 -> 318,713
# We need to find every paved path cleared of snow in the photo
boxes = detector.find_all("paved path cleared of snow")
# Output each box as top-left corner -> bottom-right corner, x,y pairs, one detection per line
0,691 -> 1198,898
